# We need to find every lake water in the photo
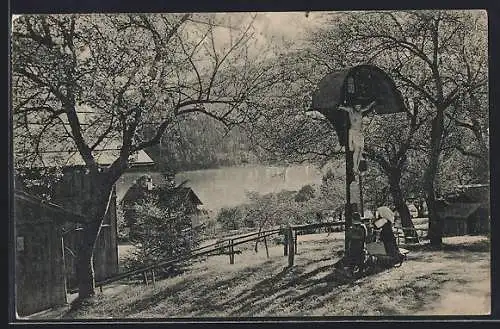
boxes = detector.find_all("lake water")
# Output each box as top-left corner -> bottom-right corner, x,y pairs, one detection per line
116,164 -> 325,211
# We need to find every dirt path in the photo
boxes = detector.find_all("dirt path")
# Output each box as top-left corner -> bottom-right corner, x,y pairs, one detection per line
413,237 -> 491,315
419,280 -> 490,315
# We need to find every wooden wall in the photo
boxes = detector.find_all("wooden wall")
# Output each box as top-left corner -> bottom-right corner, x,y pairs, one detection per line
442,218 -> 468,237
14,196 -> 67,317
55,169 -> 119,289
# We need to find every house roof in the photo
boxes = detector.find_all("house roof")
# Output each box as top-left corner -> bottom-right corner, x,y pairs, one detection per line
19,148 -> 154,169
436,202 -> 487,220
445,184 -> 490,203
121,181 -> 203,208
16,112 -> 155,169
161,187 -> 203,206
456,184 -> 489,189
120,176 -> 153,205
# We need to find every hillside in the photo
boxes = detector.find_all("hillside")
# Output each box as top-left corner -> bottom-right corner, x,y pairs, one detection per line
43,233 -> 491,319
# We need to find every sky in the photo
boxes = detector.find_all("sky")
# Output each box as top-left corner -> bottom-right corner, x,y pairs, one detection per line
253,11 -> 325,45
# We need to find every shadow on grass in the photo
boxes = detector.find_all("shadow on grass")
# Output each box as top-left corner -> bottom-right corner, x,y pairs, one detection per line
63,278 -> 194,319
65,234 -> 491,318
402,238 -> 490,253
215,259 -> 392,316
313,270 -> 455,316
186,257 -> 336,316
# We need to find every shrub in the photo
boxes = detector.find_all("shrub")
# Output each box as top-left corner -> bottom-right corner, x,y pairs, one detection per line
216,207 -> 243,231
123,186 -> 200,279
295,184 -> 315,202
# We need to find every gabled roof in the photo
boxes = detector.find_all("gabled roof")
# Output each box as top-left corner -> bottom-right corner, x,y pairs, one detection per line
121,180 -> 203,208
120,176 -> 153,205
161,187 -> 203,206
15,107 -> 155,169
445,184 -> 490,203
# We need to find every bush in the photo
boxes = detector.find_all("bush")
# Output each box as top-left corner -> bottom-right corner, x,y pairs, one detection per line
295,184 -> 315,202
216,207 -> 243,231
123,186 -> 200,279
116,205 -> 129,243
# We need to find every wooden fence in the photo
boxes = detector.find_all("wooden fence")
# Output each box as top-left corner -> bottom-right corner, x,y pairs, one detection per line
393,227 -> 429,245
90,221 -> 348,291
68,219 -> 426,293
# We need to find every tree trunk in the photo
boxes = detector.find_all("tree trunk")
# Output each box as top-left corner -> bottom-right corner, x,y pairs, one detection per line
426,193 -> 443,245
425,111 -> 445,246
388,169 -> 417,239
76,177 -> 114,300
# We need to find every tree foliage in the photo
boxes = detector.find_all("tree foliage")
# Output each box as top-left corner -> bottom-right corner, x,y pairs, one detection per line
123,194 -> 199,278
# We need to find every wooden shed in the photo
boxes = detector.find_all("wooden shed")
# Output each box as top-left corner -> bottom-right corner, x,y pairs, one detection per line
438,184 -> 490,237
16,146 -> 155,293
311,64 -> 405,146
56,182 -> 119,291
121,179 -> 205,239
49,149 -> 155,290
438,202 -> 490,237
14,190 -> 75,317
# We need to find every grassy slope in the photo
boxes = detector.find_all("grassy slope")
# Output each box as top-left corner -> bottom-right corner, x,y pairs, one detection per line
63,233 -> 490,318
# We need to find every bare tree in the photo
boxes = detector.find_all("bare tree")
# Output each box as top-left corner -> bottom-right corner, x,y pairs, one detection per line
308,10 -> 488,245
12,13 -> 282,299
363,96 -> 429,234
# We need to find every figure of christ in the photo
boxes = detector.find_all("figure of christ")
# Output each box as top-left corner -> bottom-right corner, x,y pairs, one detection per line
338,100 -> 376,175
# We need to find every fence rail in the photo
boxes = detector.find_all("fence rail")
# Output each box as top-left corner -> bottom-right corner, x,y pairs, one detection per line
394,226 -> 429,245
88,227 -> 283,291
292,221 -> 346,231
75,221 -> 346,293
74,220 -> 422,293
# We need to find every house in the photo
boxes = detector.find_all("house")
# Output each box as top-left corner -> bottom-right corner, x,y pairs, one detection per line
121,177 -> 206,239
437,184 -> 490,236
15,147 -> 155,295
120,174 -> 155,231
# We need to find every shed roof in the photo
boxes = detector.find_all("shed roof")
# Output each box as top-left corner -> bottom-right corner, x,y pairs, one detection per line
161,187 -> 203,206
436,202 -> 487,220
445,184 -> 490,203
14,189 -> 87,223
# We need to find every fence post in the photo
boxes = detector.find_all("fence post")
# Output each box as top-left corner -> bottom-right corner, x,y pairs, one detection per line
287,227 -> 294,267
229,239 -> 234,264
294,231 -> 298,254
264,235 -> 269,258
152,269 -> 156,285
284,230 -> 288,256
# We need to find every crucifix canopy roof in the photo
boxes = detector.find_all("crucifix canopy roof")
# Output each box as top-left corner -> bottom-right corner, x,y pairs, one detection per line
310,64 -> 406,146
311,64 -> 405,115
